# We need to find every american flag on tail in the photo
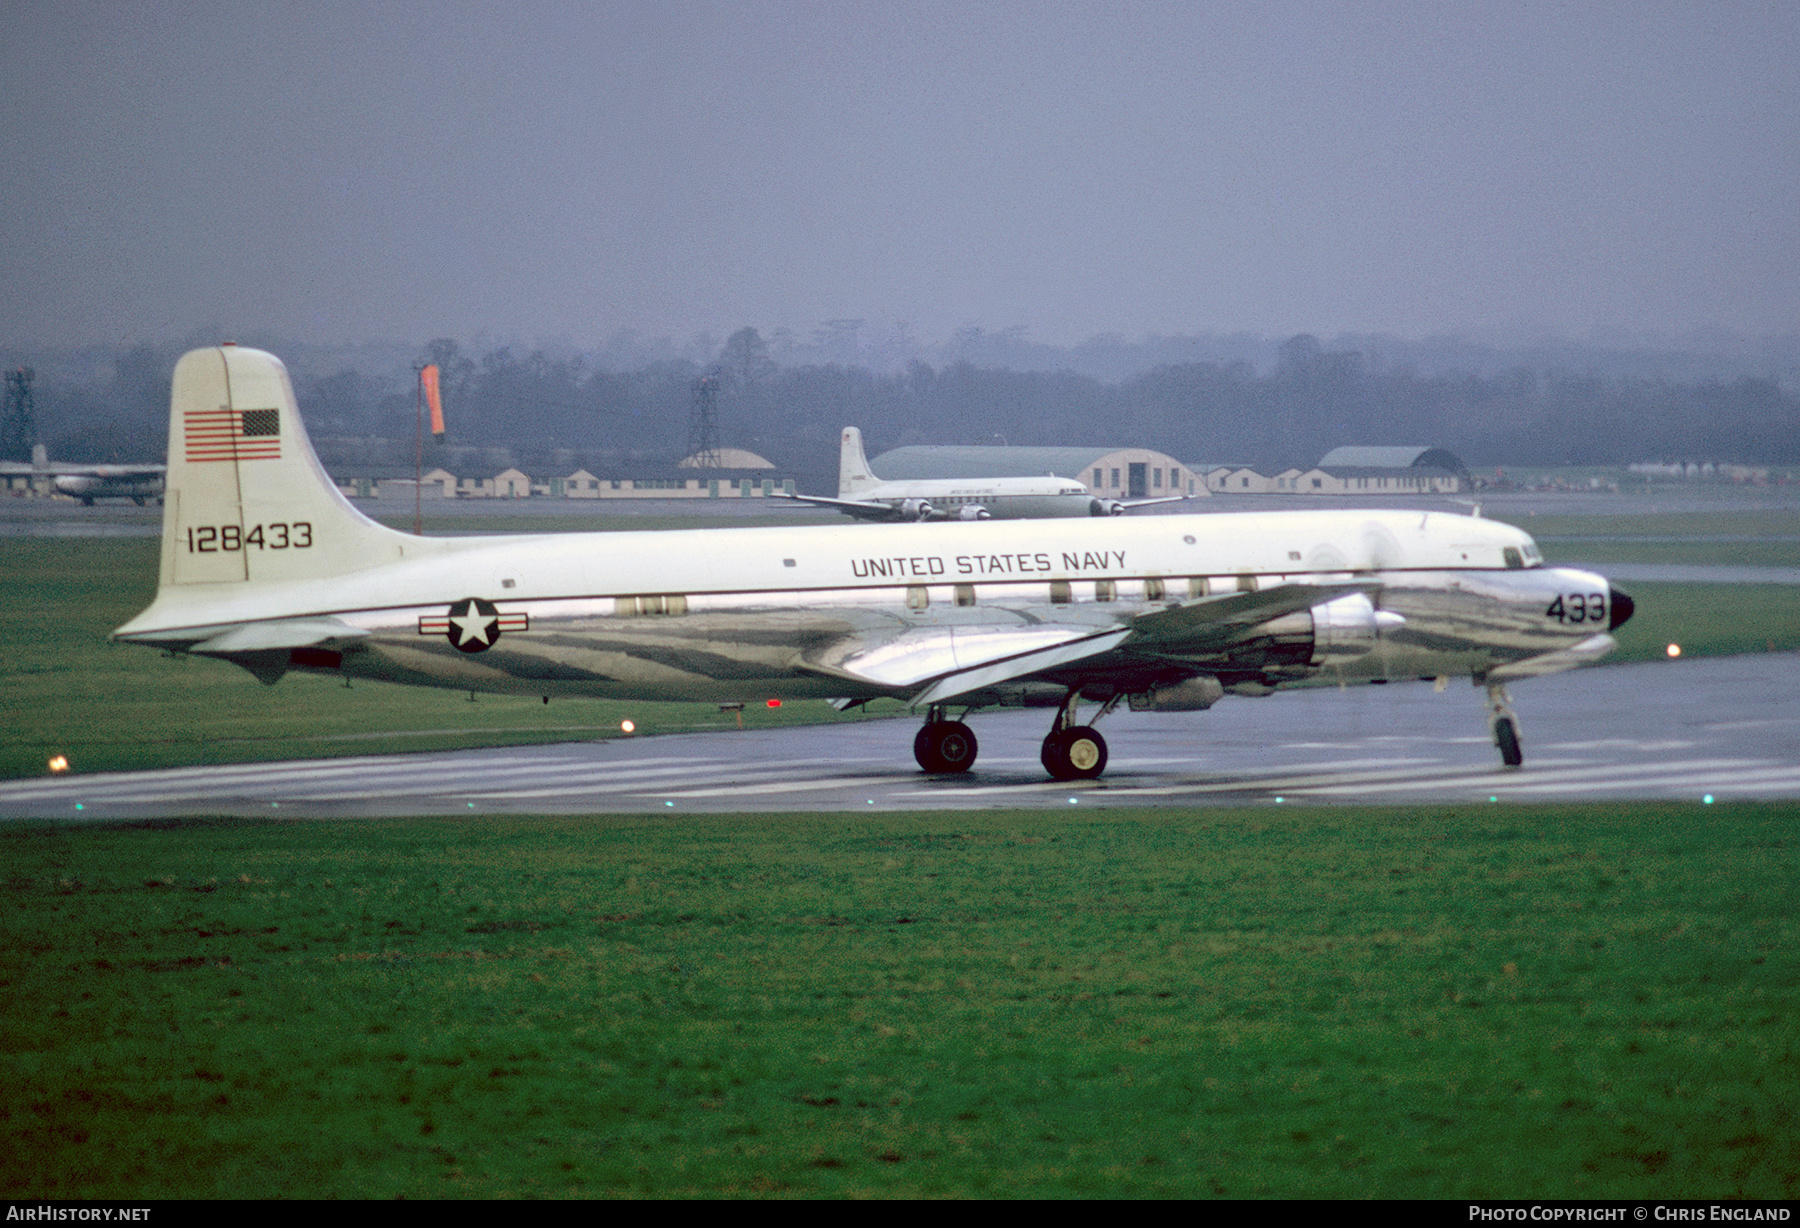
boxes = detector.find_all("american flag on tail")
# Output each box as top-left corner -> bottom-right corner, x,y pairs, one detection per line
184,407 -> 281,463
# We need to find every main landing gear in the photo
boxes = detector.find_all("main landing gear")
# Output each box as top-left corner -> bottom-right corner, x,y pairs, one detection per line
914,707 -> 978,773
1040,688 -> 1121,781
914,692 -> 1123,781
1486,681 -> 1523,768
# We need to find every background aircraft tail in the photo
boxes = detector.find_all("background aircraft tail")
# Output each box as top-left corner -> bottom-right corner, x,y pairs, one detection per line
838,426 -> 880,497
156,344 -> 414,589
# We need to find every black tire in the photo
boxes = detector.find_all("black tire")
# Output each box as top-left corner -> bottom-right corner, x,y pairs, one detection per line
1494,716 -> 1523,767
914,720 -> 978,773
1041,726 -> 1108,780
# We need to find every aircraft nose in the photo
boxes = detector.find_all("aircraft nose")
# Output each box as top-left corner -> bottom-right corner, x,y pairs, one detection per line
1610,585 -> 1635,630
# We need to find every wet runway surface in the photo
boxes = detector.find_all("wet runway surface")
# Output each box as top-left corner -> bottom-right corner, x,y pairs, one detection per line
5,653 -> 1796,818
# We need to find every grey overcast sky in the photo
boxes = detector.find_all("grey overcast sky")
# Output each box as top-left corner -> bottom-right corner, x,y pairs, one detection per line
2,0 -> 1796,351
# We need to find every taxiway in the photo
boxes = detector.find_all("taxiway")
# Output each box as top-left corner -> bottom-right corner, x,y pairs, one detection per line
3,653 -> 1795,819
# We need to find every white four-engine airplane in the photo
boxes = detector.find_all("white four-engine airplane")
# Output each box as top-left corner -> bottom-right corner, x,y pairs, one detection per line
773,426 -> 1181,521
1,445 -> 166,504
113,345 -> 1634,780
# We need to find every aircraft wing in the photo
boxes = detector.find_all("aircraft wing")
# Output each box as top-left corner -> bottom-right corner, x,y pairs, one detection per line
813,580 -> 1381,706
768,491 -> 899,521
1120,495 -> 1186,509
1123,581 -> 1379,652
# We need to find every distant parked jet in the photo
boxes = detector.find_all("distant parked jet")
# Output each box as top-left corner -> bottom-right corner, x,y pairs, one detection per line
774,427 -> 1182,522
0,445 -> 166,504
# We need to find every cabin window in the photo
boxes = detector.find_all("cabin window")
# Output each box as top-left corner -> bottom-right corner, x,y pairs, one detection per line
954,584 -> 976,607
1095,579 -> 1116,602
1049,580 -> 1071,604
907,585 -> 929,610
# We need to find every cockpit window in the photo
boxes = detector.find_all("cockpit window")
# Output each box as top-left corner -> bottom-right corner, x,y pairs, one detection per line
1503,547 -> 1523,570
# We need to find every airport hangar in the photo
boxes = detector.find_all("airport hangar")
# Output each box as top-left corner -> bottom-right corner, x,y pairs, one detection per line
868,444 -> 1207,500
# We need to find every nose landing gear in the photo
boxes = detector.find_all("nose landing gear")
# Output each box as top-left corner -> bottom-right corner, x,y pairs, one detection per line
1486,681 -> 1523,768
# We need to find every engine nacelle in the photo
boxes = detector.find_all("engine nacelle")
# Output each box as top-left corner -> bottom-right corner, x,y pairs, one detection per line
1129,675 -> 1225,712
1089,498 -> 1127,517
1308,593 -> 1400,665
899,498 -> 935,522
1235,593 -> 1402,670
956,505 -> 991,521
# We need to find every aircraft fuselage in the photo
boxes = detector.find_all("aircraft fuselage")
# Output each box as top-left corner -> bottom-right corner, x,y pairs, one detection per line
117,508 -> 1620,706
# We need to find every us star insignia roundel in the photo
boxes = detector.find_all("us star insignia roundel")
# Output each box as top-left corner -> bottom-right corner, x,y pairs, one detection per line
418,598 -> 528,653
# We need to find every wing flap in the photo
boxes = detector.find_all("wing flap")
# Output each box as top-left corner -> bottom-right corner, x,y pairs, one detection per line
811,624 -> 1102,689
910,628 -> 1131,706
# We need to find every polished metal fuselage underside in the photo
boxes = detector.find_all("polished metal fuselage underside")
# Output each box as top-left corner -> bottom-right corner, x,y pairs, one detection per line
147,562 -> 1611,707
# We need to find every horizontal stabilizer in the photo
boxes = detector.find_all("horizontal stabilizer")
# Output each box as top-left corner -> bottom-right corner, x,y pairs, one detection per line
189,619 -> 372,656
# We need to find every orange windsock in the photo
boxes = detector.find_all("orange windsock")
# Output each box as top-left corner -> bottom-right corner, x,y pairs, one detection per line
421,365 -> 445,439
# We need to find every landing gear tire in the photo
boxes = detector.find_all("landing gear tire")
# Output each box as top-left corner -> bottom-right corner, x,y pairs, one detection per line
1485,680 -> 1523,768
1493,716 -> 1523,768
1041,726 -> 1108,781
914,720 -> 978,774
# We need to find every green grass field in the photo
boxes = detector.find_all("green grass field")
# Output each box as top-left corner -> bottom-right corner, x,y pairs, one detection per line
2,804 -> 1793,1198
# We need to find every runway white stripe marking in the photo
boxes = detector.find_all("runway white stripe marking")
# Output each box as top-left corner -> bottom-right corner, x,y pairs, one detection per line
469,760 -> 889,800
1471,766 -> 1800,797
648,777 -> 900,799
247,757 -> 873,802
1,755 -> 741,807
895,757 -> 1456,799
1289,758 -> 1772,797
0,753 -> 714,802
1083,758 -> 1767,798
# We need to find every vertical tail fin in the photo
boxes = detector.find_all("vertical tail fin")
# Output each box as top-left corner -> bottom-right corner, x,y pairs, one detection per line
838,426 -> 879,498
157,344 -> 412,589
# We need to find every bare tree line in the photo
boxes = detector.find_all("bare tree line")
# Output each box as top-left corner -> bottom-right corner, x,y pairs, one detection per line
12,330 -> 1797,477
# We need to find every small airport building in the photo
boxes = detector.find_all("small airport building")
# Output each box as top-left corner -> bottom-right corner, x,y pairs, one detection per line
1198,446 -> 1470,495
868,445 -> 1208,500
332,449 -> 802,501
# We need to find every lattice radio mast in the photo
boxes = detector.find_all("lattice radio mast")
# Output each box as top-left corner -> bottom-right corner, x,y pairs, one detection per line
2,367 -> 35,464
686,373 -> 722,467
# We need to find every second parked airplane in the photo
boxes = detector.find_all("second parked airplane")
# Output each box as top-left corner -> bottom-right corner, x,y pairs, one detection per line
774,427 -> 1182,521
